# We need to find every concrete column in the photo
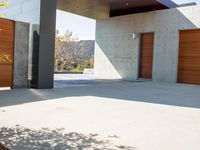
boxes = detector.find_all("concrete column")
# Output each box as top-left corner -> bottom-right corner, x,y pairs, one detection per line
37,0 -> 57,89
13,22 -> 30,88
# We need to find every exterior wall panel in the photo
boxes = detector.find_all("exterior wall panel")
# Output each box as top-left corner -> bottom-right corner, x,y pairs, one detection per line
13,21 -> 30,88
0,18 -> 14,87
178,29 -> 200,84
94,5 -> 200,82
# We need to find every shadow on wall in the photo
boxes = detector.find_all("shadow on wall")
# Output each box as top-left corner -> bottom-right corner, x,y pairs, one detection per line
94,6 -> 199,80
0,126 -> 135,150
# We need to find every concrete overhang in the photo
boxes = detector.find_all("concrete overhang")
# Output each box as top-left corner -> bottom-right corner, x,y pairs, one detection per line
57,0 -> 178,19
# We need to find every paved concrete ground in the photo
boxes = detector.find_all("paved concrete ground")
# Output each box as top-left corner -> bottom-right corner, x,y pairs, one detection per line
0,74 -> 200,150
54,74 -> 98,88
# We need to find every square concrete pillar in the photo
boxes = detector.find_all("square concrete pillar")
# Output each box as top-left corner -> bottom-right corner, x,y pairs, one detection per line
31,0 -> 57,89
13,22 -> 30,88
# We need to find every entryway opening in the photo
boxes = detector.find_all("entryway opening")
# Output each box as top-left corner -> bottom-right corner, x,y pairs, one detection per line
54,10 -> 96,88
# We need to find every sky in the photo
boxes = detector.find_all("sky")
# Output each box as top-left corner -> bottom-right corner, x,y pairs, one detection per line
56,0 -> 199,40
56,10 -> 96,40
174,0 -> 199,4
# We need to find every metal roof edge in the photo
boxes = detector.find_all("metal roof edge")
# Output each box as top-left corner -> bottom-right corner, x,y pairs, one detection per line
157,0 -> 178,8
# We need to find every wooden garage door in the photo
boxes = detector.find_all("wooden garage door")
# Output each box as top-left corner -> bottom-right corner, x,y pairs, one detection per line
139,33 -> 154,79
178,29 -> 200,84
0,18 -> 14,87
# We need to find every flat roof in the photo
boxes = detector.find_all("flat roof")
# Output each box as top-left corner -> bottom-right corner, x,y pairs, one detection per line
57,0 -> 178,19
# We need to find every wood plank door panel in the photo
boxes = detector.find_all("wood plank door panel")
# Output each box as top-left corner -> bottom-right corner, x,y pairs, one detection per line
139,33 -> 154,79
178,30 -> 200,84
0,65 -> 13,87
0,18 -> 14,87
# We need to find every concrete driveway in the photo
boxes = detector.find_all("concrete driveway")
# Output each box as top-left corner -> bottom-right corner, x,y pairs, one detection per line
0,74 -> 200,150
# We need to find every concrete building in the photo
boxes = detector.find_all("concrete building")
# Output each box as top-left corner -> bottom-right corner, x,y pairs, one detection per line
94,5 -> 200,83
0,0 -> 200,89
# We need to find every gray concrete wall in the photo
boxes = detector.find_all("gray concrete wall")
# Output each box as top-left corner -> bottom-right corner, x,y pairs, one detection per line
13,21 -> 30,88
94,5 -> 200,83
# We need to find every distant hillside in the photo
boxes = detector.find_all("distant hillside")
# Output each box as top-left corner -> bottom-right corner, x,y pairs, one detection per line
55,40 -> 95,72
60,40 -> 95,58
76,40 -> 95,57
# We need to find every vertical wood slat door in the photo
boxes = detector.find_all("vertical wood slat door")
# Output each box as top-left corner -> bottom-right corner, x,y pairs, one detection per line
139,33 -> 154,79
178,29 -> 200,84
0,18 -> 14,87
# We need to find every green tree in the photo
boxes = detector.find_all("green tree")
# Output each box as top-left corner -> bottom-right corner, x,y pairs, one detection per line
55,30 -> 79,72
54,30 -> 63,72
54,30 -> 94,72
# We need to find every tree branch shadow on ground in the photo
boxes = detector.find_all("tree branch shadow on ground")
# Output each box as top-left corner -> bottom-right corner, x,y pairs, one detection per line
0,126 -> 135,150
